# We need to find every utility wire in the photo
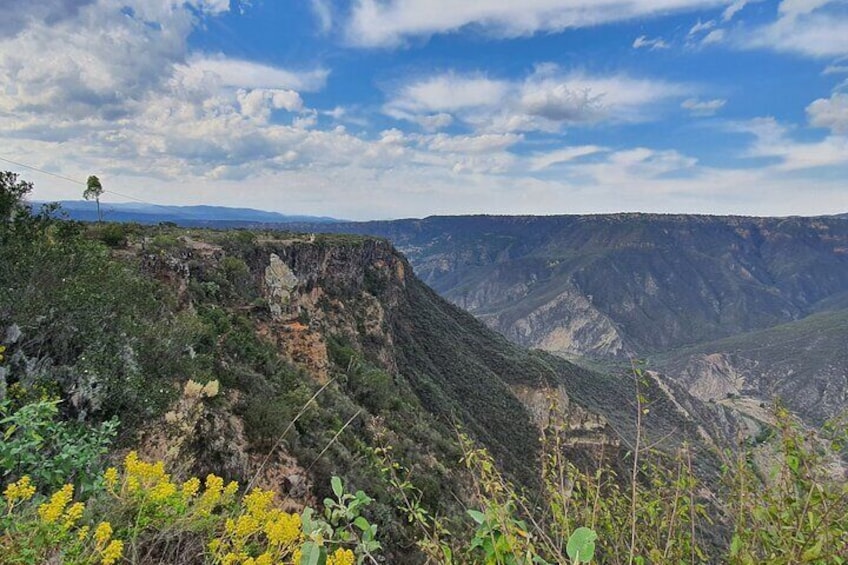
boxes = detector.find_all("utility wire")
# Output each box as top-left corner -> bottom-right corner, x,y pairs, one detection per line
0,154 -> 174,209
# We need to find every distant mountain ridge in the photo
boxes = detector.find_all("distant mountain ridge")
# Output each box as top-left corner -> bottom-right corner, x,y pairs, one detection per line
40,200 -> 340,225
299,213 -> 848,354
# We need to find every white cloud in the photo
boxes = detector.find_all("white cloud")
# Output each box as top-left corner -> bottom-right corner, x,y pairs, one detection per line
807,93 -> 848,133
426,133 -> 523,153
735,116 -> 848,170
345,0 -> 736,47
387,73 -> 509,114
823,64 -> 848,75
184,55 -> 329,92
701,29 -> 726,44
681,97 -> 727,115
310,0 -> 333,33
529,145 -> 606,170
633,35 -> 670,49
2,1 -> 846,220
237,89 -> 304,121
722,0 -> 748,21
385,66 -> 690,133
739,0 -> 848,58
689,19 -> 716,35
414,113 -> 454,132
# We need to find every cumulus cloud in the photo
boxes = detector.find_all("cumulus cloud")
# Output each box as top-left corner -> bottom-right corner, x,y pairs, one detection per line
739,0 -> 848,58
682,97 -> 726,116
344,0 -> 736,47
0,0 -> 335,183
387,73 -> 510,114
733,116 -> 848,171
807,93 -> 848,134
385,65 -> 690,133
426,133 -> 523,153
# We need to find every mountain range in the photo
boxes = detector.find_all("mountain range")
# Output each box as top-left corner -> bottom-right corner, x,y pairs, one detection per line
41,200 -> 340,225
291,213 -> 848,433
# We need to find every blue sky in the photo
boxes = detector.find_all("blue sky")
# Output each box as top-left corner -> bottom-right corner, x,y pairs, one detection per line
1,0 -> 847,219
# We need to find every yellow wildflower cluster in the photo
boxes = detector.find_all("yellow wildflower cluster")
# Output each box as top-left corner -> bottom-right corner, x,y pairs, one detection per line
93,521 -> 124,565
3,475 -> 36,508
210,486 -> 306,564
2,454 -> 371,564
3,479 -> 126,565
327,547 -> 356,565
37,483 -> 74,524
0,344 -> 6,363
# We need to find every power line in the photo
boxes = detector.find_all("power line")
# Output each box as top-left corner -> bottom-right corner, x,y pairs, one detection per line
0,155 -> 84,185
0,154 -> 173,210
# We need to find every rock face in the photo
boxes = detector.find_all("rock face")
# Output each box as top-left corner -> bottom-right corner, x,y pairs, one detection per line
264,253 -> 299,320
657,309 -> 848,427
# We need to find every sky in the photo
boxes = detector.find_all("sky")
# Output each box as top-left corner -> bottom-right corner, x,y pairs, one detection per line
1,0 -> 847,220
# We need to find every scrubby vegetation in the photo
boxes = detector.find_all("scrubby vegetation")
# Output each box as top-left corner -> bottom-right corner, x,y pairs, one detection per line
1,172 -> 847,563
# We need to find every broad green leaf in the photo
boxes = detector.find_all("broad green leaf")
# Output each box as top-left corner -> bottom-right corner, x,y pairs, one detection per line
331,475 -> 343,499
566,527 -> 597,564
467,509 -> 486,525
300,541 -> 326,565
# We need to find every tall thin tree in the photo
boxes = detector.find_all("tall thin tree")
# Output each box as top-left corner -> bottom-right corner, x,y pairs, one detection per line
84,175 -> 104,223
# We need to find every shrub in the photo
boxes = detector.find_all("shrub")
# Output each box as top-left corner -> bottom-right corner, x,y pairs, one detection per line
0,397 -> 117,497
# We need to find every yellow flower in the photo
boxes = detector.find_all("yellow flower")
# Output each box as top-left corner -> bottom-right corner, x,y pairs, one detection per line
37,484 -> 74,524
244,488 -> 274,520
327,547 -> 355,565
127,476 -> 141,495
181,477 -> 201,500
197,474 -> 225,515
224,480 -> 239,498
234,514 -> 260,539
265,512 -> 302,547
292,548 -> 302,563
94,521 -> 113,547
104,467 -> 119,490
63,501 -> 86,529
222,552 -> 241,565
77,525 -> 90,541
254,553 -> 273,565
124,451 -> 140,474
100,539 -> 124,565
0,344 -> 6,363
3,476 -> 36,504
205,474 -> 224,497
150,479 -> 177,502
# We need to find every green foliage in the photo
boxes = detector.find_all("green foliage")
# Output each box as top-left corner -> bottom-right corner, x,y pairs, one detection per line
725,405 -> 848,564
88,222 -> 130,248
0,174 -> 199,429
0,397 -> 117,497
